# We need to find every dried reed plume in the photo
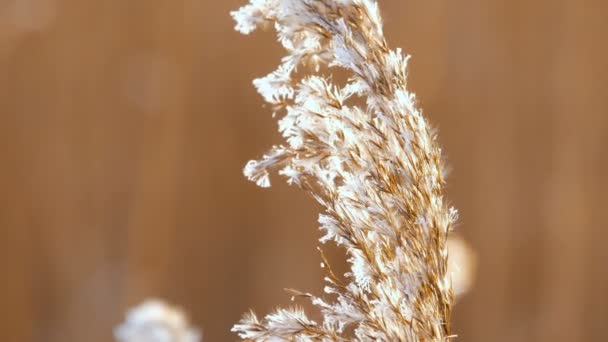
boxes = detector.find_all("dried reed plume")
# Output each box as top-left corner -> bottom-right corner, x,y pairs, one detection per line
232,0 -> 457,340
115,299 -> 201,342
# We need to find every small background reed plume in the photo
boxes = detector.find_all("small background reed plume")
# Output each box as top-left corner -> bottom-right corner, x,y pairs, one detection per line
231,0 -> 458,340
115,299 -> 201,342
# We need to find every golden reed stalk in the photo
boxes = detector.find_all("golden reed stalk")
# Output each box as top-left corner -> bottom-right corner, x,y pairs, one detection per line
232,1 -> 458,340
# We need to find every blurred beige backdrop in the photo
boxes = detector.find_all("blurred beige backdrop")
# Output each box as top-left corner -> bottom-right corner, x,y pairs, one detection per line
1,0 -> 607,341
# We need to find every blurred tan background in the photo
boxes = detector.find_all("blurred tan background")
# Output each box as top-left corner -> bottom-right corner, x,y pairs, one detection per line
1,0 -> 607,341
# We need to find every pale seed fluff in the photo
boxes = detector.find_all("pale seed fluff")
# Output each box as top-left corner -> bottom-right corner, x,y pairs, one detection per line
232,0 -> 462,340
448,235 -> 477,297
115,299 -> 201,342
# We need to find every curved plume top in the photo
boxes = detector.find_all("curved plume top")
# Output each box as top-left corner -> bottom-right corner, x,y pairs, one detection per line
231,1 -> 457,340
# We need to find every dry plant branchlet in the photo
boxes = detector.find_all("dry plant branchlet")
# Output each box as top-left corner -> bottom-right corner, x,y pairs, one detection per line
232,1 -> 458,340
